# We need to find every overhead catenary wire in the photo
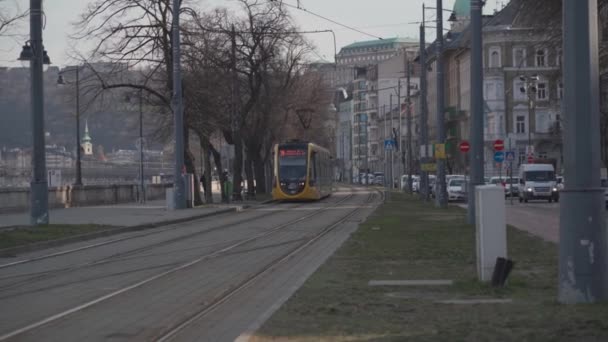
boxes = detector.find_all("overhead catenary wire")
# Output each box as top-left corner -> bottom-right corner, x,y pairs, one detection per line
269,0 -> 384,40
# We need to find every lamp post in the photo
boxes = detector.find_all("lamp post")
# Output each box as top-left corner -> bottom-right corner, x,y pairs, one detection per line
17,0 -> 51,225
520,75 -> 539,158
172,0 -> 186,209
57,68 -> 83,186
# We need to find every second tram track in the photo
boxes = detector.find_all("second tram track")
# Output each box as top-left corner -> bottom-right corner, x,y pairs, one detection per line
155,189 -> 380,342
0,188 -> 372,341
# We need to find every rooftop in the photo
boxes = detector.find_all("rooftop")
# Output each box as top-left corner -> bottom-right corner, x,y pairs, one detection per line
452,0 -> 471,19
340,37 -> 418,51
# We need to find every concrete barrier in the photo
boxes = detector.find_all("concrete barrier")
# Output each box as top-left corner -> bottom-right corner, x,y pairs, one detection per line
0,183 -> 172,213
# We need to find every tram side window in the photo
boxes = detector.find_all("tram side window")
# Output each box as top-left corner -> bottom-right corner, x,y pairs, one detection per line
311,152 -> 318,186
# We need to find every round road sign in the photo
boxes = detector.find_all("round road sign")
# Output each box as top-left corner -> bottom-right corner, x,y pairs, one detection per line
493,139 -> 504,151
527,154 -> 534,163
459,141 -> 470,153
494,151 -> 505,163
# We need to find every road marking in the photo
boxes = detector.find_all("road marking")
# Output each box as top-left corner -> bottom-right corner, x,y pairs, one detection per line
368,280 -> 454,286
0,191 -> 363,340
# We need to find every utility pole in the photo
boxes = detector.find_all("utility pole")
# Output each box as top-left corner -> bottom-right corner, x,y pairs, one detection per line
171,0 -> 186,209
390,94 -> 394,190
419,5 -> 429,201
435,0 -> 447,208
231,25 -> 244,200
29,0 -> 49,225
559,0 -> 607,303
398,73 -> 402,185
406,58 -> 413,194
139,88 -> 145,203
74,68 -> 82,186
468,0 -> 485,224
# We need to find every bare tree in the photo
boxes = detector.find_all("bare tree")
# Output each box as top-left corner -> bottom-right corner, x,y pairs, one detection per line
73,0 -> 208,205
0,0 -> 26,37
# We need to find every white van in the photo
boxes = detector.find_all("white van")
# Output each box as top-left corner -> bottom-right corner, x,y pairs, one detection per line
518,164 -> 559,203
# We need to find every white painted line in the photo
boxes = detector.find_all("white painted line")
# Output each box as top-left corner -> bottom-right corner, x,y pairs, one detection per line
435,298 -> 512,305
368,280 -> 454,286
0,194 -> 362,340
0,234 -> 262,341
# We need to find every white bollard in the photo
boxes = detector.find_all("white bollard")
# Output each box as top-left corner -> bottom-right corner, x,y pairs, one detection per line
475,185 -> 507,282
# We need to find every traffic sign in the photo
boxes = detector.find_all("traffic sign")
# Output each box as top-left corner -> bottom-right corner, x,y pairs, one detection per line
505,151 -> 515,162
434,143 -> 446,159
459,141 -> 470,153
384,139 -> 395,150
493,139 -> 504,151
527,154 -> 534,163
421,163 -> 437,172
494,151 -> 505,163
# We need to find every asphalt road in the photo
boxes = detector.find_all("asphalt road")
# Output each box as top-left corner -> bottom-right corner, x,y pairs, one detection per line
0,186 -> 381,342
505,200 -> 560,243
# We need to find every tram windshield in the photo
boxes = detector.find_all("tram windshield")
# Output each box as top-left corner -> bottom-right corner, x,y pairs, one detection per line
278,147 -> 308,181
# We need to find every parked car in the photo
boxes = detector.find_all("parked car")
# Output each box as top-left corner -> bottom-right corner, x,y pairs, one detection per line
374,175 -> 385,186
402,175 -> 419,191
447,177 -> 466,201
504,177 -> 521,197
556,176 -> 564,191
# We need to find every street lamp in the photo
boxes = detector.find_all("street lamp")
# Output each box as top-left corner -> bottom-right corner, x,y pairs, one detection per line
57,67 -> 83,186
17,0 -> 51,225
125,90 -> 147,203
519,74 -> 539,160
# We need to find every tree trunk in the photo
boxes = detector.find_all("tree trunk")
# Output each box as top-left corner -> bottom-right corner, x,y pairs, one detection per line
209,143 -> 228,203
184,129 -> 203,206
254,153 -> 266,194
201,139 -> 213,204
244,152 -> 255,199
232,136 -> 244,201
265,158 -> 273,194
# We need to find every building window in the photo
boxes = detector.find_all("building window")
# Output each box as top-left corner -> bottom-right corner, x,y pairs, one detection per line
516,115 -> 526,134
536,49 -> 547,67
489,47 -> 501,67
513,47 -> 526,67
556,49 -> 562,66
485,83 -> 495,100
558,82 -> 563,99
518,147 -> 527,165
514,81 -> 526,101
537,82 -> 547,100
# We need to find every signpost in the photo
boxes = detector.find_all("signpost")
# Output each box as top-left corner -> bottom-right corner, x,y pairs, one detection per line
493,139 -> 504,151
527,154 -> 534,164
434,143 -> 446,159
494,151 -> 505,189
459,141 -> 470,153
384,139 -> 396,199
460,141 -> 470,200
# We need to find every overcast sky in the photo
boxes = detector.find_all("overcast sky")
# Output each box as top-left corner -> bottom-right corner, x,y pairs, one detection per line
0,0 -> 502,67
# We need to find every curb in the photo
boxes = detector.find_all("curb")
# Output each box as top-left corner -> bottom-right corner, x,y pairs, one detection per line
0,207 -> 239,257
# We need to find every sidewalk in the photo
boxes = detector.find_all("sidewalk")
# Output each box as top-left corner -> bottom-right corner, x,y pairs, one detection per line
0,199 -> 241,228
456,201 -> 560,243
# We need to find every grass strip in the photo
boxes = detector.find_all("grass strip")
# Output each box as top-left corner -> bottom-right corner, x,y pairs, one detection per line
0,225 -> 118,250
252,192 -> 608,342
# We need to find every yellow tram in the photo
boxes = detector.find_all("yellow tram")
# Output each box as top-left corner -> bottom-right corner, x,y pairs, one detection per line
271,141 -> 333,201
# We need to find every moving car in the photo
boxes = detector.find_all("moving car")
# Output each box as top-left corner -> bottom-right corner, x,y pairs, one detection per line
518,164 -> 559,203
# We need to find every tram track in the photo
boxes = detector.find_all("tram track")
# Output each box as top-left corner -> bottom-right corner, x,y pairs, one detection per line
155,189 -> 380,342
0,190 -> 353,293
0,187 -> 372,341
